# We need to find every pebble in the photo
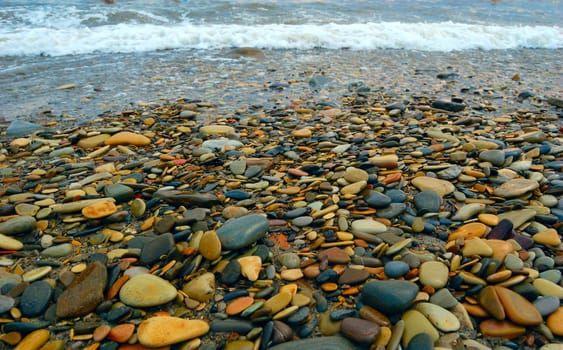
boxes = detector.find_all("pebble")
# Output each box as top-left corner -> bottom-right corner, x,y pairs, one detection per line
0,216 -> 36,235
0,233 -> 24,250
340,317 -> 380,344
411,176 -> 455,197
493,179 -> 540,198
419,261 -> 449,289
361,280 -> 419,315
137,316 -> 209,347
182,272 -> 215,302
20,281 -> 52,317
119,273 -> 177,307
384,260 -> 410,278
216,214 -> 269,250
56,261 -> 107,318
104,131 -> 151,146
351,219 -> 387,234
401,309 -> 440,346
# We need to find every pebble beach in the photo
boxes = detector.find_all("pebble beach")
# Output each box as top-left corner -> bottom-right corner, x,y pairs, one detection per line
0,45 -> 562,350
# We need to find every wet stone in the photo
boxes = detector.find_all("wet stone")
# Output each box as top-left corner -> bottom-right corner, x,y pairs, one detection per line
119,273 -> 177,307
139,233 -> 175,265
479,149 -> 505,166
20,280 -> 53,317
384,261 -> 410,278
56,261 -> 107,318
340,317 -> 380,344
338,268 -> 369,285
0,216 -> 36,236
414,190 -> 441,214
104,183 -> 134,203
216,214 -> 269,250
376,203 -> 406,219
364,190 -> 392,209
361,280 -> 419,315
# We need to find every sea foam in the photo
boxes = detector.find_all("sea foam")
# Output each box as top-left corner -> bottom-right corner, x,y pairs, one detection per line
1,21 -> 561,56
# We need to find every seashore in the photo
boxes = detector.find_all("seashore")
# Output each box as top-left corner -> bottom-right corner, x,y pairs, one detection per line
0,48 -> 562,350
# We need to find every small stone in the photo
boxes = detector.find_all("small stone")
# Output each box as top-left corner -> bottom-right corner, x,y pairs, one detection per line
120,274 -> 177,307
351,219 -> 387,235
199,231 -> 222,261
292,128 -> 312,138
341,180 -> 367,195
419,261 -> 449,289
108,323 -> 135,343
344,167 -> 369,183
41,243 -> 73,257
130,198 -> 146,217
413,190 -> 442,214
77,134 -> 111,149
533,296 -> 560,317
533,278 -> 563,298
362,280 -> 419,315
338,268 -> 369,285
238,256 -> 262,281
278,253 -> 301,269
13,329 -> 49,350
216,214 -> 269,250
364,191 -> 392,209
226,296 -> 255,316
82,200 -> 118,219
138,316 -> 209,347
318,247 -> 351,264
452,203 -> 486,221
384,261 -> 410,278
264,291 -> 292,315
430,288 -> 458,309
281,269 -> 303,281
415,302 -> 460,332
182,272 -> 215,302
462,238 -> 493,257
480,319 -> 525,339
20,281 -> 52,317
104,183 -> 134,203
479,149 -> 505,166
22,266 -> 52,282
411,176 -> 455,197
340,317 -> 380,344
0,233 -> 24,250
406,333 -> 434,350
546,307 -> 563,336
401,309 -> 439,346
533,229 -> 561,246
449,222 -> 488,241
105,131 -> 151,146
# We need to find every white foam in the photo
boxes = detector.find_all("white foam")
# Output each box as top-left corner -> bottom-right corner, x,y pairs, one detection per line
0,21 -> 561,56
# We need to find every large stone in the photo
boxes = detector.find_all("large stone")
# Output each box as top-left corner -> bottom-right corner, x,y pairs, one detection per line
13,329 -> 49,350
361,280 -> 419,315
494,286 -> 543,326
547,307 -> 563,336
138,316 -> 209,347
411,176 -> 455,197
0,216 -> 36,236
493,179 -> 539,198
216,214 -> 269,250
120,274 -> 177,307
56,261 -> 107,318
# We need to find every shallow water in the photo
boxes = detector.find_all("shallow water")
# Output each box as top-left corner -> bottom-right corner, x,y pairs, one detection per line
0,48 -> 561,122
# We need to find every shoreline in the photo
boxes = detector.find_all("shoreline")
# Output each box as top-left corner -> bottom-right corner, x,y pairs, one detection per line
0,48 -> 561,123
0,47 -> 562,349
